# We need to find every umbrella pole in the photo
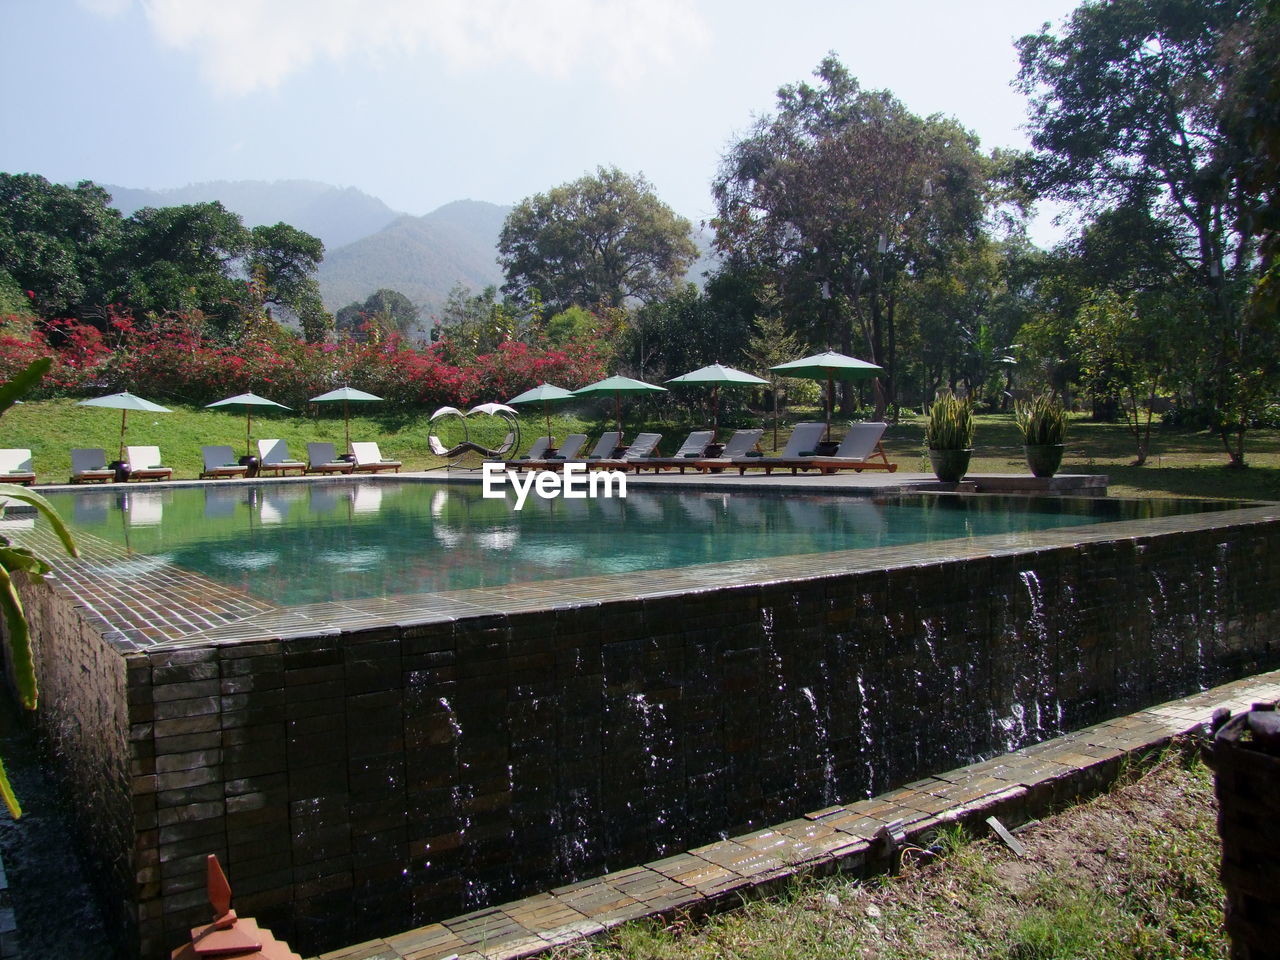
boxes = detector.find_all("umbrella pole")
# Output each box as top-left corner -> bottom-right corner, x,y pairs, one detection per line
615,394 -> 623,444
826,374 -> 834,442
712,384 -> 720,442
119,409 -> 127,462
246,410 -> 253,457
344,399 -> 350,453
544,401 -> 552,442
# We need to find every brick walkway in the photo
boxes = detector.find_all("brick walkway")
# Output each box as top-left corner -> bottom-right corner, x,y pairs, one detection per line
312,668 -> 1280,960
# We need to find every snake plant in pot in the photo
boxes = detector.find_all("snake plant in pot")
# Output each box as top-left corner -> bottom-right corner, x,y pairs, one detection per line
1015,394 -> 1067,478
925,391 -> 975,482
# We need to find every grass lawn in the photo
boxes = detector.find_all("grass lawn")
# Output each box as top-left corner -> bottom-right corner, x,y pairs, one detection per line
6,400 -> 1279,501
555,744 -> 1227,960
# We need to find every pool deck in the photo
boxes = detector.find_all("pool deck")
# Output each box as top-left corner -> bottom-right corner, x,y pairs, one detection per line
310,668 -> 1280,960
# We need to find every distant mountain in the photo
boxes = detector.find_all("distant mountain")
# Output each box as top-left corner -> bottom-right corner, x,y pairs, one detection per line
102,179 -> 401,252
316,199 -> 511,319
97,179 -> 716,323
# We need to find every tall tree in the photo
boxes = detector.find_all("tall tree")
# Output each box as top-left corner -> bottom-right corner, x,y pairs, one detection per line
0,174 -> 122,317
1016,0 -> 1266,464
499,167 -> 698,315
247,223 -> 331,342
116,201 -> 251,330
711,55 -> 993,417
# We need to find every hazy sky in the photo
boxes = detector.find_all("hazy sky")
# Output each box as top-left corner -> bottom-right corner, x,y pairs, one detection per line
2,0 -> 1082,245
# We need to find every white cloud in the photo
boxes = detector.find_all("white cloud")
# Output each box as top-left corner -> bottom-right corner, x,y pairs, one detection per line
121,0 -> 708,96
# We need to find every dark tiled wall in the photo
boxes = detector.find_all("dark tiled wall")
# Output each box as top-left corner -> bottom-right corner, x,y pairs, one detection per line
33,520 -> 1280,958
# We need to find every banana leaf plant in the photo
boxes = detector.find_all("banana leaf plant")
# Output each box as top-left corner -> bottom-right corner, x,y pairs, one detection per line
0,358 -> 78,818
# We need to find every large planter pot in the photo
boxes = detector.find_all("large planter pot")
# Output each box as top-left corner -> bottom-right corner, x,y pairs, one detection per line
928,448 -> 972,483
1024,443 -> 1065,478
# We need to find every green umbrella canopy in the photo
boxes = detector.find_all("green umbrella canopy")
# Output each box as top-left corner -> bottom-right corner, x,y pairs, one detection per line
507,383 -> 576,441
770,351 -> 884,440
78,391 -> 173,461
309,386 -> 385,451
572,375 -> 668,439
667,364 -> 769,440
206,392 -> 292,457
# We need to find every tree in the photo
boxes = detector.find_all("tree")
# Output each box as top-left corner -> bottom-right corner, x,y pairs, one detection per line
116,201 -> 251,330
499,166 -> 698,315
1072,290 -> 1181,465
711,55 -> 993,418
336,288 -> 420,342
435,284 -> 515,357
1016,0 -> 1266,465
247,223 -> 331,342
0,174 -> 122,317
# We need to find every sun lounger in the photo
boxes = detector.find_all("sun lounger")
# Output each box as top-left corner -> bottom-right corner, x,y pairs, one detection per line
199,445 -> 250,480
69,448 -> 116,484
584,431 -> 623,460
485,435 -> 553,467
306,442 -> 355,474
0,449 -> 36,486
350,441 -> 401,473
628,430 -> 714,473
257,439 -> 307,476
516,436 -> 554,460
688,428 -> 764,473
124,445 -> 173,481
801,422 -> 898,474
507,434 -> 587,471
733,422 -> 827,474
588,433 -> 663,470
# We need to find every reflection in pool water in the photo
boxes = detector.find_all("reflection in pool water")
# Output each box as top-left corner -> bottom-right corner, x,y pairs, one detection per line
44,482 -> 1232,607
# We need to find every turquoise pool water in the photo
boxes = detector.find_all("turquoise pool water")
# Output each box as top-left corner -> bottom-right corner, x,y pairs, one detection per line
43,482 -> 1232,607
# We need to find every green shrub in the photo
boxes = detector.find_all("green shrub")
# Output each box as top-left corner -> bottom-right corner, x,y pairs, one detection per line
1015,394 -> 1068,446
926,391 -> 975,450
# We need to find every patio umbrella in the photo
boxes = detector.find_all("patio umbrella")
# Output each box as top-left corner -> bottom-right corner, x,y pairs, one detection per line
770,350 -> 884,441
507,383 -> 576,442
77,391 -> 172,461
309,386 -> 384,452
666,363 -> 768,441
205,392 -> 292,456
572,375 -> 668,439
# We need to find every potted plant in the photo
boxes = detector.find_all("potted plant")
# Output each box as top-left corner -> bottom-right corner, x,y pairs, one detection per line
1015,393 -> 1067,478
925,391 -> 975,482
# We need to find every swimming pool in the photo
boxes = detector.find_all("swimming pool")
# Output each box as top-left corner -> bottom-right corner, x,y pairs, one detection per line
15,480 -> 1278,958
42,480 -> 1234,607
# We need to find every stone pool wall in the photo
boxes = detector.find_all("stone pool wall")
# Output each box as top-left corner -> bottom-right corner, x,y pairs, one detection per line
17,506 -> 1280,959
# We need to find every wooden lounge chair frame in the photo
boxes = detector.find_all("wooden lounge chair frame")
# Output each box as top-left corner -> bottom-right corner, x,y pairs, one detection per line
199,445 -> 249,480
628,430 -> 714,474
125,445 -> 174,482
587,433 -> 663,470
685,429 -> 766,474
350,441 -> 402,473
70,448 -> 116,484
0,448 -> 37,486
733,423 -> 827,475
306,443 -> 355,475
257,439 -> 307,476
507,434 -> 588,472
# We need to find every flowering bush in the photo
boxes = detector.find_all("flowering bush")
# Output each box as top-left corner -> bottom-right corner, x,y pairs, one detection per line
0,310 -> 608,409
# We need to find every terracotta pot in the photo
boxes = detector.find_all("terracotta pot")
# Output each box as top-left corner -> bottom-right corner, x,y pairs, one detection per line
928,448 -> 972,483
